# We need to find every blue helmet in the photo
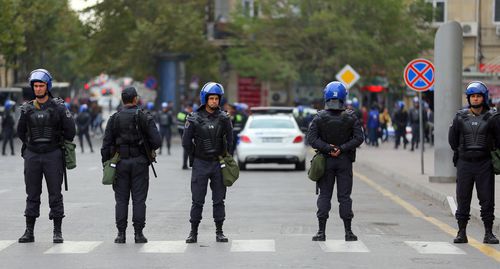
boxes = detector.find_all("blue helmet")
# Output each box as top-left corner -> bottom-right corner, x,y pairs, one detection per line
79,104 -> 88,113
323,81 -> 348,110
397,100 -> 405,109
146,101 -> 155,110
4,100 -> 14,110
29,69 -> 52,91
161,102 -> 168,109
465,81 -> 489,107
200,82 -> 224,106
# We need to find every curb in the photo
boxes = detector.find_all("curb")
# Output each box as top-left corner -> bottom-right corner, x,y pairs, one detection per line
357,160 -> 500,233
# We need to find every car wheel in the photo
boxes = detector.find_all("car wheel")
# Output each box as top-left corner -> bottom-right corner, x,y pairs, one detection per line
295,160 -> 306,171
238,160 -> 246,171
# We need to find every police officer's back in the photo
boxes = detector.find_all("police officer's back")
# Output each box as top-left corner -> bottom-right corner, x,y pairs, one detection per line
101,87 -> 161,244
182,82 -> 233,244
448,82 -> 499,244
17,69 -> 76,244
307,81 -> 364,242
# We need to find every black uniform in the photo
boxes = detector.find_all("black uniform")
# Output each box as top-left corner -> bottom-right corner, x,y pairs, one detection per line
2,108 -> 15,155
101,105 -> 161,236
409,107 -> 427,151
157,109 -> 173,155
307,109 -> 364,240
177,110 -> 190,169
182,106 -> 233,237
393,108 -> 409,149
76,110 -> 94,153
448,109 -> 495,224
17,97 -> 76,220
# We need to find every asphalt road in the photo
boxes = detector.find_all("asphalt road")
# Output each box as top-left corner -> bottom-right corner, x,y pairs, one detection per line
0,139 -> 498,268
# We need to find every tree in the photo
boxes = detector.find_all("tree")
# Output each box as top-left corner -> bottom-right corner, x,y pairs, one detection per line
85,0 -> 220,82
227,0 -> 434,86
0,0 -> 25,84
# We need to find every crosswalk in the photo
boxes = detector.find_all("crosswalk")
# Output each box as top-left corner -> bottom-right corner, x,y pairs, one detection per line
0,239 -> 470,255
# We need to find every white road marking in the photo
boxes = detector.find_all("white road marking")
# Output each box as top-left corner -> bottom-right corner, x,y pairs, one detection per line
230,240 -> 275,252
319,240 -> 370,253
0,240 -> 15,252
405,241 -> 466,255
446,196 -> 457,216
139,241 -> 187,253
44,241 -> 102,254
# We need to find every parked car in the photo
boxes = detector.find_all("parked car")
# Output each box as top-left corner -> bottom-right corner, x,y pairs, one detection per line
236,111 -> 307,171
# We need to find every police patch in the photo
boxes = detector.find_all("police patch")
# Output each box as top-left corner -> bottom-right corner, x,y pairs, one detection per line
185,121 -> 190,128
65,109 -> 72,118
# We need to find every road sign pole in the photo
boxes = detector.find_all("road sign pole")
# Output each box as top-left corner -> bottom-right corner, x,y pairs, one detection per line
419,91 -> 424,175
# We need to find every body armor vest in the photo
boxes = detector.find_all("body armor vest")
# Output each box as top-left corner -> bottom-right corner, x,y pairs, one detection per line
317,110 -> 355,146
113,109 -> 142,146
457,109 -> 493,159
192,112 -> 226,160
159,112 -> 171,126
25,101 -> 61,147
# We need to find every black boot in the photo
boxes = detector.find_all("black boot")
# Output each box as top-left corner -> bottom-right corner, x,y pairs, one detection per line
343,219 -> 358,241
454,220 -> 468,243
215,221 -> 228,243
53,218 -> 64,243
18,217 -> 36,243
312,218 -> 326,241
134,229 -> 148,244
185,222 -> 198,243
483,221 -> 499,244
114,230 -> 126,244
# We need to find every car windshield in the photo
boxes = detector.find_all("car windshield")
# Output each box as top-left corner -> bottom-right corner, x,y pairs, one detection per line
249,118 -> 295,129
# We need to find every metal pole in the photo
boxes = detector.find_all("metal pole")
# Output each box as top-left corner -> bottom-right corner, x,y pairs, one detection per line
419,91 -> 424,175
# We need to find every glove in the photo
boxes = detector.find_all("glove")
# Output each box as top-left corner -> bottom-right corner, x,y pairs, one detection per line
453,151 -> 458,167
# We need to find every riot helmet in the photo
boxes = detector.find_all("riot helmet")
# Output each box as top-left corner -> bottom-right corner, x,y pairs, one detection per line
29,69 -> 53,98
465,81 -> 489,108
323,81 -> 348,110
200,82 -> 224,106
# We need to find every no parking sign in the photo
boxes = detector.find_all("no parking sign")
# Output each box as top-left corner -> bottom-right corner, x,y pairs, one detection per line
403,58 -> 435,91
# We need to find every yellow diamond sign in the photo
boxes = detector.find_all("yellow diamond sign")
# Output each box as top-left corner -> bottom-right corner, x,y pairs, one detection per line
335,65 -> 360,89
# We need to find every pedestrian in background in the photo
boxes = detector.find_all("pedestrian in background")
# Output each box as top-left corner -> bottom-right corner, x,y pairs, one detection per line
379,107 -> 391,143
76,104 -> 94,153
158,102 -> 173,155
182,82 -> 233,244
367,104 -> 380,147
2,100 -> 16,156
449,81 -> 498,244
177,103 -> 193,169
17,69 -> 76,243
101,87 -> 161,244
307,81 -> 364,242
393,101 -> 409,149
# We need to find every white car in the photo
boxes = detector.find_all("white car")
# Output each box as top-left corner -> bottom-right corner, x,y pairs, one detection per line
235,113 -> 307,171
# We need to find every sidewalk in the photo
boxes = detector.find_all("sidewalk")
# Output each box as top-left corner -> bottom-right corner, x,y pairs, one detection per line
355,142 -> 500,233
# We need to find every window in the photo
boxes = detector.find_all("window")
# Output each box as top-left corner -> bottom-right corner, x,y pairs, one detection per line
426,0 -> 446,23
242,0 -> 254,17
249,118 -> 295,129
494,0 -> 500,23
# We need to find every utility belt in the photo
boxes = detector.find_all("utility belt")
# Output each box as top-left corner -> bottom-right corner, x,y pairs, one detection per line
27,143 -> 60,154
117,144 -> 145,159
459,155 -> 490,163
194,154 -> 219,162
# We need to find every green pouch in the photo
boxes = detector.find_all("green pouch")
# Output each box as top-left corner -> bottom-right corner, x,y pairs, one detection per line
63,140 -> 77,169
491,149 -> 500,175
102,153 -> 120,185
219,153 -> 240,187
308,151 -> 326,181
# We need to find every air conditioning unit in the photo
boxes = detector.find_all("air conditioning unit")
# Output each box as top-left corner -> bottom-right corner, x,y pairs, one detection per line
268,91 -> 288,105
496,25 -> 500,36
460,22 -> 478,37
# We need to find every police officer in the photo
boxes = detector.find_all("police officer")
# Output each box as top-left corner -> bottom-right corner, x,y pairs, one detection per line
17,69 -> 76,243
182,82 -> 233,243
230,103 -> 247,155
177,103 -> 193,169
393,101 -> 409,149
449,81 -> 499,244
158,102 -> 173,155
2,100 -> 16,156
307,81 -> 364,242
101,87 -> 161,244
76,104 -> 94,153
